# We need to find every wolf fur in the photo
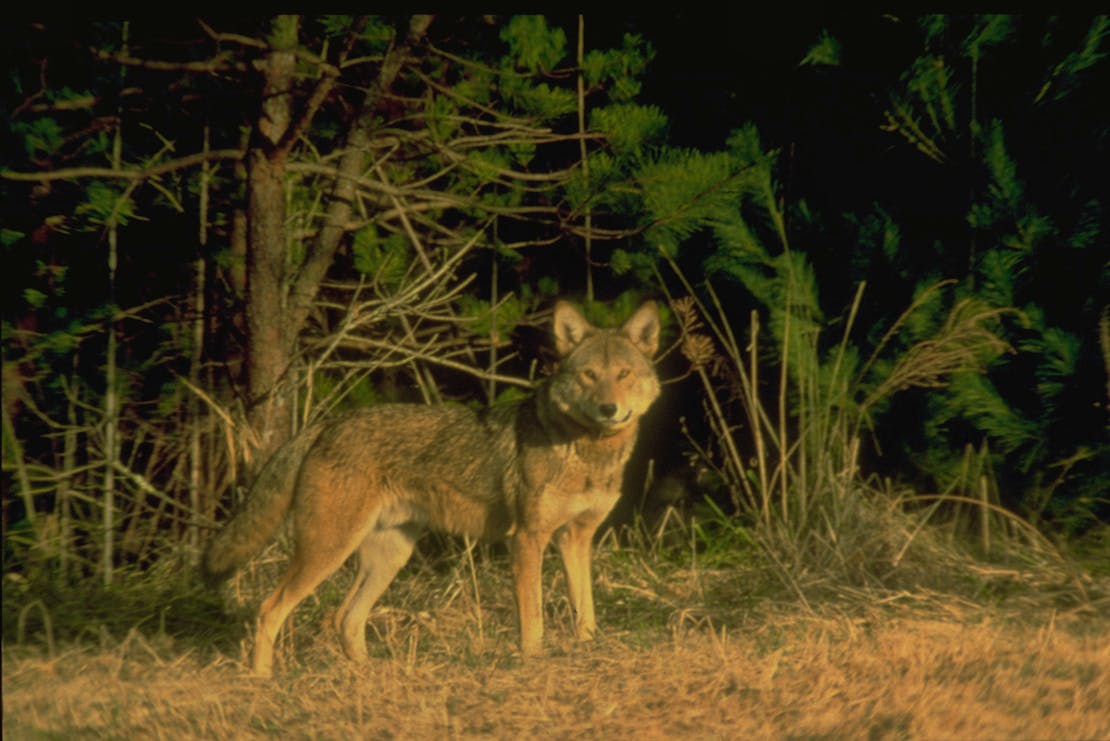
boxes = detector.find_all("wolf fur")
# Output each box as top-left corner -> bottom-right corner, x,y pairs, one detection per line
202,300 -> 661,676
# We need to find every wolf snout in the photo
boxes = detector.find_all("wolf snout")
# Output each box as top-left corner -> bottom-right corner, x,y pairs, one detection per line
596,403 -> 632,425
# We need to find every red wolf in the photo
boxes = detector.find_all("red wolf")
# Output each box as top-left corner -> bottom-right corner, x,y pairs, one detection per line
202,300 -> 661,676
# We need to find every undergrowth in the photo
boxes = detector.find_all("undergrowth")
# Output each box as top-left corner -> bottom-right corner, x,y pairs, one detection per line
4,499 -> 1106,674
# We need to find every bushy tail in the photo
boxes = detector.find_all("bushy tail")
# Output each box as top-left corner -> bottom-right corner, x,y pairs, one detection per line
201,425 -> 323,584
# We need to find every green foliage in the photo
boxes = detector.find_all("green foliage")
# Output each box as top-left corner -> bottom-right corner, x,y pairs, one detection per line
455,293 -> 526,338
590,104 -> 668,156
13,117 -> 65,158
535,275 -> 559,297
1037,16 -> 1109,102
849,208 -> 903,268
906,54 -> 957,134
979,120 -> 1022,215
937,373 -> 1038,461
897,281 -> 946,345
725,125 -> 781,217
638,149 -> 745,251
648,14 -> 1106,592
74,181 -> 136,228
23,288 -> 48,309
1,228 -> 25,246
494,385 -> 528,404
963,15 -> 1016,59
500,15 -> 567,73
499,76 -> 577,116
489,18 -> 581,116
450,65 -> 495,107
424,95 -> 461,142
314,372 -> 384,410
832,15 -> 1110,531
975,248 -> 1020,307
582,34 -> 653,101
666,243 -> 1021,594
1020,325 -> 1079,401
799,30 -> 842,67
351,228 -> 410,288
314,14 -> 392,51
578,289 -> 654,329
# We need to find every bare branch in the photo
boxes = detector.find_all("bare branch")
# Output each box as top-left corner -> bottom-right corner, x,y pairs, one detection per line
199,18 -> 343,76
2,149 -> 244,183
286,14 -> 435,335
197,19 -> 267,50
274,16 -> 369,159
90,47 -> 243,74
330,336 -> 534,390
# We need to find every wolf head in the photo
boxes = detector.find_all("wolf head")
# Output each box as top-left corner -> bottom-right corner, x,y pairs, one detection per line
548,301 -> 661,435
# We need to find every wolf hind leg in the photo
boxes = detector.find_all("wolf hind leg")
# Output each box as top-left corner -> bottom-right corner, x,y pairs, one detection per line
251,514 -> 377,677
336,524 -> 419,662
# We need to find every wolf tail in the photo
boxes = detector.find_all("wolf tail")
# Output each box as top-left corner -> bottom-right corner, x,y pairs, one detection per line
201,425 -> 322,584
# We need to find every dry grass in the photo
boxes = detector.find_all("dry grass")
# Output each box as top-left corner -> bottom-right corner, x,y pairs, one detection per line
4,573 -> 1109,740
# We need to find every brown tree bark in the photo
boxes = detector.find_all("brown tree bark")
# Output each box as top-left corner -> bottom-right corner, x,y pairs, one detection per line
243,15 -> 435,472
244,15 -> 299,469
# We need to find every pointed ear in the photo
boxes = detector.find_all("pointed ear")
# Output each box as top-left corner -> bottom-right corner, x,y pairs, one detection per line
622,301 -> 660,357
552,301 -> 595,356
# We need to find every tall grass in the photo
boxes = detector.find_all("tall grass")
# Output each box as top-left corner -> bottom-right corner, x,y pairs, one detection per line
658,249 -> 1084,602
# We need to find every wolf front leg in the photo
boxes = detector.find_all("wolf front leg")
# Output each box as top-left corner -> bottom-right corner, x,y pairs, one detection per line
511,529 -> 549,656
554,512 -> 606,642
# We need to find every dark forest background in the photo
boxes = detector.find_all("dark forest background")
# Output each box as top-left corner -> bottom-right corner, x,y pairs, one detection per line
2,15 -> 1106,611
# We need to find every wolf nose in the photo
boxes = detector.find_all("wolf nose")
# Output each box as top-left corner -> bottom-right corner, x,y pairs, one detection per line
598,403 -> 618,418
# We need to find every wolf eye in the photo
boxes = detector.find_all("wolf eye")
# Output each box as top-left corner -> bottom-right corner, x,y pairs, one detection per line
617,368 -> 629,380
581,369 -> 598,382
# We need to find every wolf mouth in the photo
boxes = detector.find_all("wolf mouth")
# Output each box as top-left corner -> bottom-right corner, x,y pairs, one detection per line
599,410 -> 633,426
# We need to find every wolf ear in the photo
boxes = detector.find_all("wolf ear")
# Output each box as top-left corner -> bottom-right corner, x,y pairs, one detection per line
553,301 -> 595,356
621,301 -> 660,357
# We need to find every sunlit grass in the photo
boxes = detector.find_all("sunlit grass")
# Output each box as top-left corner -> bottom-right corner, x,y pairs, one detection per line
4,540 -> 1108,740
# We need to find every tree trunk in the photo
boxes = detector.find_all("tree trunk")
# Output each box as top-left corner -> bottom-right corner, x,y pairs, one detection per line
244,15 -> 299,471
244,15 -> 434,473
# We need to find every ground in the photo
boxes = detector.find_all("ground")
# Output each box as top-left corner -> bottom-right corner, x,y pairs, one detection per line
4,604 -> 1108,739
5,531 -> 1109,739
